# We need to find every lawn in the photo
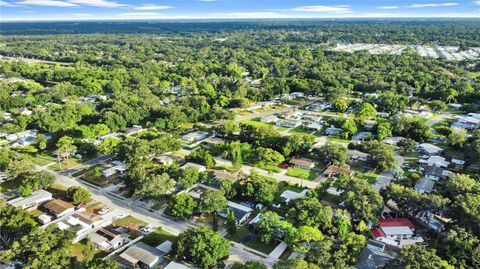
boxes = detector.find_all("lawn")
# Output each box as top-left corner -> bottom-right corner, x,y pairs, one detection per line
72,164 -> 101,177
46,182 -> 69,199
357,171 -> 379,184
71,240 -> 91,261
142,228 -> 176,247
240,118 -> 275,129
245,236 -> 278,254
113,215 -> 147,229
226,226 -> 250,243
288,126 -> 312,136
48,159 -> 81,171
286,167 -> 319,181
277,181 -> 305,194
31,153 -> 57,166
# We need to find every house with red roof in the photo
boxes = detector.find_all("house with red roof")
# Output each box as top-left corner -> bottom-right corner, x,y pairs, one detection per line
371,218 -> 424,247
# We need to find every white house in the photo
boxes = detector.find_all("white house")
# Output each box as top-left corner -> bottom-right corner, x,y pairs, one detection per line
417,143 -> 443,156
261,115 -> 279,123
414,178 -> 435,194
348,150 -> 369,161
424,165 -> 444,181
119,242 -> 165,269
419,156 -> 449,168
181,131 -> 209,143
324,126 -> 342,136
279,189 -> 308,204
7,189 -> 53,210
372,218 -> 423,247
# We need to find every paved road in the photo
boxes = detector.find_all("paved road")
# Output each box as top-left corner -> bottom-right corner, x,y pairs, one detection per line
38,163 -> 277,266
425,112 -> 451,127
58,155 -> 112,176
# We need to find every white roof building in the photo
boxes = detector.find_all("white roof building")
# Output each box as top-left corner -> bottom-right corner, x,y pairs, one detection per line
280,189 -> 308,203
7,189 -> 53,210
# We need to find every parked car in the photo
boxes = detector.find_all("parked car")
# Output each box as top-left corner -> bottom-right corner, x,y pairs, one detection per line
141,225 -> 154,233
98,207 -> 111,215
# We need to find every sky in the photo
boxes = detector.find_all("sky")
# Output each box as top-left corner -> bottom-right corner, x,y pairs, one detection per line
1,0 -> 480,21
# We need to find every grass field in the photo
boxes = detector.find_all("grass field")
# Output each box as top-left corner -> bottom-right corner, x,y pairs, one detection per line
245,236 -> 278,254
46,182 -> 69,199
142,228 -> 177,247
113,215 -> 147,229
31,153 -> 57,166
240,117 -> 274,129
286,167 -> 319,181
288,126 -> 313,136
326,136 -> 350,144
48,159 -> 81,171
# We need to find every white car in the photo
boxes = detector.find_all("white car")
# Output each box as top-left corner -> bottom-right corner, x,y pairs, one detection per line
98,207 -> 111,215
141,225 -> 154,233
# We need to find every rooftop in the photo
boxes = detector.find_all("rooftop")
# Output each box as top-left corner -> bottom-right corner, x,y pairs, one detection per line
43,199 -> 74,215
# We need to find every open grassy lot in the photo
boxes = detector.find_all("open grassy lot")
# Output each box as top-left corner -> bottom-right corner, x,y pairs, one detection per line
357,171 -> 379,184
245,236 -> 278,254
46,182 -> 69,199
113,215 -> 147,229
326,136 -> 350,144
71,240 -> 92,261
31,152 -> 57,166
286,167 -> 320,181
240,117 -> 274,128
142,227 -> 176,247
48,159 -> 81,171
288,126 -> 313,136
277,181 -> 305,194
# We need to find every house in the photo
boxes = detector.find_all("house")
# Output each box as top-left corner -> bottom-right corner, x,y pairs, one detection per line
43,199 -> 75,218
102,167 -> 117,178
182,162 -> 207,172
354,240 -> 395,269
56,211 -> 105,242
212,170 -> 239,182
102,161 -> 127,177
414,178 -> 435,194
304,122 -> 323,131
164,261 -> 194,269
324,126 -> 342,136
19,108 -> 33,116
290,92 -> 305,99
348,150 -> 369,161
424,165 -> 444,181
468,112 -> 480,120
279,189 -> 308,204
279,110 -> 303,120
219,201 -> 253,225
415,211 -> 445,232
452,116 -> 480,130
181,131 -> 209,143
202,137 -> 225,148
417,143 -> 443,156
323,164 -> 354,178
371,218 -> 423,247
418,156 -> 449,168
91,227 -> 131,251
7,189 -> 53,210
94,133 -> 121,146
119,242 -> 165,269
154,155 -> 174,165
124,125 -> 145,136
276,119 -> 301,128
352,132 -> 373,143
289,157 -> 315,170
382,136 -> 404,146
306,102 -> 326,112
6,130 -> 37,143
156,240 -> 173,254
260,115 -> 279,123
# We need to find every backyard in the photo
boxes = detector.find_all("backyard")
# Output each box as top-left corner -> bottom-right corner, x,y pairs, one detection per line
142,228 -> 177,247
286,167 -> 320,181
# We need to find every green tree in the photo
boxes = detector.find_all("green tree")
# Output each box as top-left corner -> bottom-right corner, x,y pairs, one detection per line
0,226 -> 75,269
231,142 -> 243,169
340,119 -> 358,139
177,166 -> 200,189
363,141 -> 396,171
376,120 -> 392,140
313,142 -> 348,165
67,186 -> 91,205
226,209 -> 237,236
332,99 -> 349,113
386,244 -> 453,269
273,259 -> 319,269
133,173 -> 176,200
97,137 -> 122,155
0,200 -> 38,249
172,227 -> 230,269
199,190 -> 228,215
56,135 -> 77,168
448,129 -> 467,149
85,259 -> 121,269
338,178 -> 383,224
239,261 -> 268,269
286,197 -> 333,232
34,134 -> 48,150
166,193 -> 197,220
398,138 -> 416,153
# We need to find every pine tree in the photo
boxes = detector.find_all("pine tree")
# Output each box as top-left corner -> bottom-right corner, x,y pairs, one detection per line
226,209 -> 237,235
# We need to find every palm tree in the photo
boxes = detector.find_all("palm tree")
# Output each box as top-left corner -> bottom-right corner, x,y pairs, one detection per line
56,136 -> 77,169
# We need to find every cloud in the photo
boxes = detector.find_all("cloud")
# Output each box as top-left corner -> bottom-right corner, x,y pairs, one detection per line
291,5 -> 352,13
68,0 -> 127,7
71,12 -> 93,16
209,11 -> 290,18
407,2 -> 459,8
474,1 -> 480,4
376,6 -> 399,10
133,4 -> 174,10
0,0 -> 20,6
15,0 -> 77,7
